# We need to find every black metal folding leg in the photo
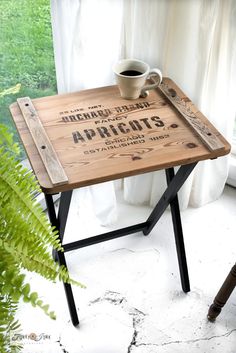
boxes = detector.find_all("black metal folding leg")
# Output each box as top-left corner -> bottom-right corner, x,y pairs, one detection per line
165,168 -> 190,292
45,191 -> 79,327
143,163 -> 197,235
143,162 -> 197,292
45,192 -> 73,261
45,162 -> 197,326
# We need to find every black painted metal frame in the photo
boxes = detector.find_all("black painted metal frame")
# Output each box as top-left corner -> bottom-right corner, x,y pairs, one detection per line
45,162 -> 197,326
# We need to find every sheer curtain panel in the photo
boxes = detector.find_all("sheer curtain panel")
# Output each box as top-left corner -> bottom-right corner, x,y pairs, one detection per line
51,0 -> 236,223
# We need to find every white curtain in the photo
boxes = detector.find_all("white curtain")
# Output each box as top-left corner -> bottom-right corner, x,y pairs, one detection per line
51,0 -> 236,224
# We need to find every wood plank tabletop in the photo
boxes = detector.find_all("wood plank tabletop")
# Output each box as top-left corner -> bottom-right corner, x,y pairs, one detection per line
10,77 -> 231,194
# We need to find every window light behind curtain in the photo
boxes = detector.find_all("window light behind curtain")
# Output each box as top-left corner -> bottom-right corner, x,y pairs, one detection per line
51,0 -> 236,225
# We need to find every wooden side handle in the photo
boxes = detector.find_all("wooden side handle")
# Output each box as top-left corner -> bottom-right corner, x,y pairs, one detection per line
17,97 -> 68,187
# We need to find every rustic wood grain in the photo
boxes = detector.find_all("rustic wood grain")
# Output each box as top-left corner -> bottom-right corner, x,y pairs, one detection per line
158,81 -> 225,152
10,78 -> 230,194
17,97 -> 68,186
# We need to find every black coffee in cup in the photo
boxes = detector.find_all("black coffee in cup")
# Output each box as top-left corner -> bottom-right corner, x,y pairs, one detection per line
113,58 -> 162,99
120,70 -> 143,76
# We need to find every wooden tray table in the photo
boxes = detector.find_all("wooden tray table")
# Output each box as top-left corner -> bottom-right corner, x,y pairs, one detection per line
10,77 -> 230,326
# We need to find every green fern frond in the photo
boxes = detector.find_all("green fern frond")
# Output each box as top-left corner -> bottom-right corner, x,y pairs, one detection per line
0,83 -> 21,98
0,250 -> 23,353
0,295 -> 22,353
0,124 -> 20,156
0,148 -> 63,252
0,127 -> 85,353
0,148 -> 85,286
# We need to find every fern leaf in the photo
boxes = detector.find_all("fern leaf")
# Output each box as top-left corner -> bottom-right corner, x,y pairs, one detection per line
0,129 -> 85,353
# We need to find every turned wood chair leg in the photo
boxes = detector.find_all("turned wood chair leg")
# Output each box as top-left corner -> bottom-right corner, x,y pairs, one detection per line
207,263 -> 236,321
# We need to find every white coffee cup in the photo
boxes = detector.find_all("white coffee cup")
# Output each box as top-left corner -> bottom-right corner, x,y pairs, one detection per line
113,58 -> 162,99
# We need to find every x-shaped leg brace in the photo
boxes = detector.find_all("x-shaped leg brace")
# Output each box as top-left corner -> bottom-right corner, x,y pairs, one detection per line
45,162 -> 197,326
